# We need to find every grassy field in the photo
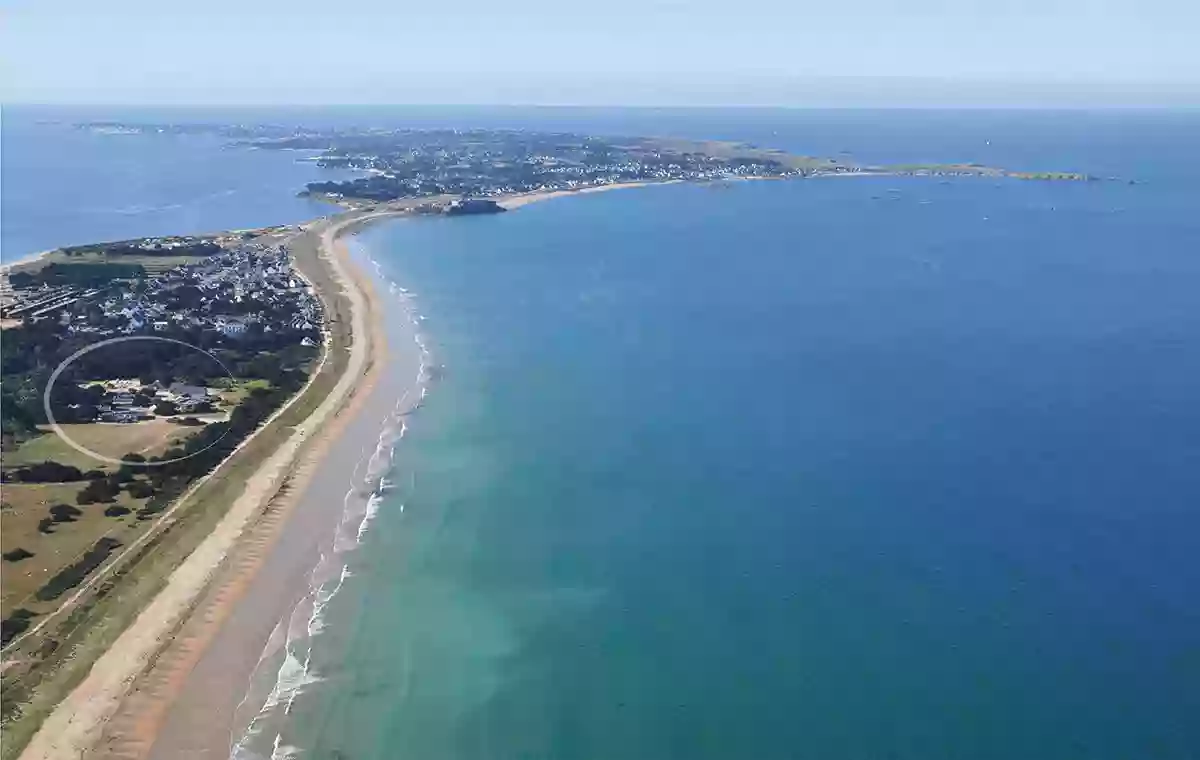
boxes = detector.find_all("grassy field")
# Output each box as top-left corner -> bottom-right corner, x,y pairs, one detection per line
626,136 -> 847,172
1,484 -> 149,621
4,422 -> 202,473
37,251 -> 207,274
0,221 -> 355,756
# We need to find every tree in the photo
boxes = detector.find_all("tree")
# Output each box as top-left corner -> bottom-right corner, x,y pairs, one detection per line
125,480 -> 156,499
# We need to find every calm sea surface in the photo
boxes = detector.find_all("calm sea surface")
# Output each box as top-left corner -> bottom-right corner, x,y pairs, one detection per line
5,107 -> 1200,759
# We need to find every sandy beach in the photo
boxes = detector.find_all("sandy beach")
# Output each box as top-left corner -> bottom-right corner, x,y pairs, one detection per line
497,180 -> 680,210
15,210 -> 420,760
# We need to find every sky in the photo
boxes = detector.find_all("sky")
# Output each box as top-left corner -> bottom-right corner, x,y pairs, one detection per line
3,0 -> 1199,107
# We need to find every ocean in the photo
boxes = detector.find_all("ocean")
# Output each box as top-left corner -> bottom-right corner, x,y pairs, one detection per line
5,106 -> 1200,759
1,106 -> 351,260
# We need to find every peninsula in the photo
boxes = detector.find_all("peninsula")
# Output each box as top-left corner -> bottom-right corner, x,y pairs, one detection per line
1,122 -> 1093,760
72,121 -> 1094,209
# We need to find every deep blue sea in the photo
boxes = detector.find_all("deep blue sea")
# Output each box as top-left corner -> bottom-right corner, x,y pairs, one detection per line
5,106 -> 1200,759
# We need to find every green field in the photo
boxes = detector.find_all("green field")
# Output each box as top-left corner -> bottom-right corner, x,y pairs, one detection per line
3,422 -> 202,474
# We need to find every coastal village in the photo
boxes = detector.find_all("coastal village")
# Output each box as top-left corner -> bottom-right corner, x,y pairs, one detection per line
1,233 -> 324,652
294,129 -> 814,202
75,123 -> 845,204
1,240 -> 319,347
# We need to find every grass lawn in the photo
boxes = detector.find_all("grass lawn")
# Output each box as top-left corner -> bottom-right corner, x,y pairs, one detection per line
3,421 -> 202,474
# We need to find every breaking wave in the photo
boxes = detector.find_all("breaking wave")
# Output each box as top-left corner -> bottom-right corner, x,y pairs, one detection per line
229,239 -> 433,759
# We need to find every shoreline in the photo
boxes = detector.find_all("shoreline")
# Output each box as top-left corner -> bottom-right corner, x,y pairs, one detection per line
14,210 -> 412,760
496,179 -> 683,209
0,248 -> 56,275
4,177 -> 695,760
8,178 -> 719,759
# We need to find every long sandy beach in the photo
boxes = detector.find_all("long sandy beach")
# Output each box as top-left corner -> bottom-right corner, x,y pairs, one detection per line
16,211 -> 423,760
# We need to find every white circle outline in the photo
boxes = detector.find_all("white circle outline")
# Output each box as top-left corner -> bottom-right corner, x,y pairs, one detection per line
41,335 -> 238,468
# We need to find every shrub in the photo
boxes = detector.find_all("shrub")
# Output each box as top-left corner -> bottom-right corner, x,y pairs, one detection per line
104,505 -> 132,517
2,548 -> 34,562
1,608 -> 36,646
49,503 -> 83,522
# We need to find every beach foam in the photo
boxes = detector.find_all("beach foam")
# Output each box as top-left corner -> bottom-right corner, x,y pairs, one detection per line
227,231 -> 431,759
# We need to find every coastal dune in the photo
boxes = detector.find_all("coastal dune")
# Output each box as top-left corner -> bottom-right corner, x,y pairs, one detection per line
17,213 -> 411,760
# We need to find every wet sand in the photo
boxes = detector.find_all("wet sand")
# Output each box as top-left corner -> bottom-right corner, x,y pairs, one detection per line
118,228 -> 422,760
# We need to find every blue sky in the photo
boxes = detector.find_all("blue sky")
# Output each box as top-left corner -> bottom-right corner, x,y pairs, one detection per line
4,0 -> 1198,106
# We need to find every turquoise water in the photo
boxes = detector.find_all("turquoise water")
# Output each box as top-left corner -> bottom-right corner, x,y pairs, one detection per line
283,118 -> 1200,759
5,107 -> 1200,758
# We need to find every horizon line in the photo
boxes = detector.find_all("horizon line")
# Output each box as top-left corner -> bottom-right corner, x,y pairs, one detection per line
8,101 -> 1200,111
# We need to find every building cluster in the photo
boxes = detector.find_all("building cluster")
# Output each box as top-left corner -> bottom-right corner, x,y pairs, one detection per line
5,244 -> 321,343
88,379 -> 216,423
300,131 -> 801,202
1,284 -> 101,322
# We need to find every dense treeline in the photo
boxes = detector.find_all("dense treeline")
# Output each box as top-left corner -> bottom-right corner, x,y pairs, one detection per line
35,537 -> 122,602
3,461 -> 86,483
